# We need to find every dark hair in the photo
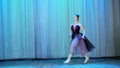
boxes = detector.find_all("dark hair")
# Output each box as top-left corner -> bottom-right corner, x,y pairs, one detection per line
74,14 -> 79,20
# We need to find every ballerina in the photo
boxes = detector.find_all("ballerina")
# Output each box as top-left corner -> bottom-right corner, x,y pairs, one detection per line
64,14 -> 95,64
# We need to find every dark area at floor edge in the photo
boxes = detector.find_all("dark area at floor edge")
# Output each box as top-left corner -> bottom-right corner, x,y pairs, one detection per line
0,56 -> 120,62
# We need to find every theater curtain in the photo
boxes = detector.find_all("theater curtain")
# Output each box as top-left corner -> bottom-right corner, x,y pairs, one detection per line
0,0 -> 120,59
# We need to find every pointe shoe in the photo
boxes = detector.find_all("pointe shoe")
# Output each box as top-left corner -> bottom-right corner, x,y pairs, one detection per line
63,59 -> 71,63
84,56 -> 89,63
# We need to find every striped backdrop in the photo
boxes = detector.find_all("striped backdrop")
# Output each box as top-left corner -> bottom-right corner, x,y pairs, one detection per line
0,0 -> 120,60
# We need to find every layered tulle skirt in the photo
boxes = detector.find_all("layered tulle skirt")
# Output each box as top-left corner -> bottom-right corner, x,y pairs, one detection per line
70,33 -> 95,55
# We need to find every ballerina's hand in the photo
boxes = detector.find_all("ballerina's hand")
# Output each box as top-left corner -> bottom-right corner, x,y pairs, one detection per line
82,36 -> 85,39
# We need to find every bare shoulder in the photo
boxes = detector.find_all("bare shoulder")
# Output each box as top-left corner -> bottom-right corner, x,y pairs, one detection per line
78,23 -> 82,27
70,24 -> 73,25
70,24 -> 73,26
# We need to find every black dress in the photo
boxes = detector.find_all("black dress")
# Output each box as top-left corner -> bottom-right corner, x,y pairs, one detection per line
70,24 -> 95,55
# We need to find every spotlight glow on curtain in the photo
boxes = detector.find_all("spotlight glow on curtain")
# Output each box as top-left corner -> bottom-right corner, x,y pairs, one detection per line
0,0 -> 120,60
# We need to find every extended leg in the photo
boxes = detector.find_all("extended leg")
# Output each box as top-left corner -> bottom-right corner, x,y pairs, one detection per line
64,38 -> 78,63
63,45 -> 74,63
84,54 -> 89,63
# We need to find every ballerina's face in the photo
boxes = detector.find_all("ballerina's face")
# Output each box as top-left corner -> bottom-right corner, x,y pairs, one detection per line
74,15 -> 79,21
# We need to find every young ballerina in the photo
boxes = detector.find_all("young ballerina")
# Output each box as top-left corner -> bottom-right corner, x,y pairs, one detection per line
64,14 -> 95,64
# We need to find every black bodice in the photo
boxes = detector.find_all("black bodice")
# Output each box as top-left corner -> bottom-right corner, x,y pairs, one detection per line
71,25 -> 80,39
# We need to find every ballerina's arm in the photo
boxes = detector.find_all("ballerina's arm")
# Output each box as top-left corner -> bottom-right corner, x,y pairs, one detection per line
79,24 -> 85,38
69,24 -> 72,37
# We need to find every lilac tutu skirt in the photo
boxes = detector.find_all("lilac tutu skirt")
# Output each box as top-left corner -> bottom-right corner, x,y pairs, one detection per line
70,33 -> 95,55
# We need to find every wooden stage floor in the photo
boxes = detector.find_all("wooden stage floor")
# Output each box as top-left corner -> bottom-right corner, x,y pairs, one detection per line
0,58 -> 120,68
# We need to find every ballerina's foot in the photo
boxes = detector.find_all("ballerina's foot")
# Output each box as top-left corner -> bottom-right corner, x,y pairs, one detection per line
63,59 -> 71,63
83,57 -> 89,64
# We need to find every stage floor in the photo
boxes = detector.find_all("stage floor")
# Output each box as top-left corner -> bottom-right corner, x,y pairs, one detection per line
0,58 -> 120,68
